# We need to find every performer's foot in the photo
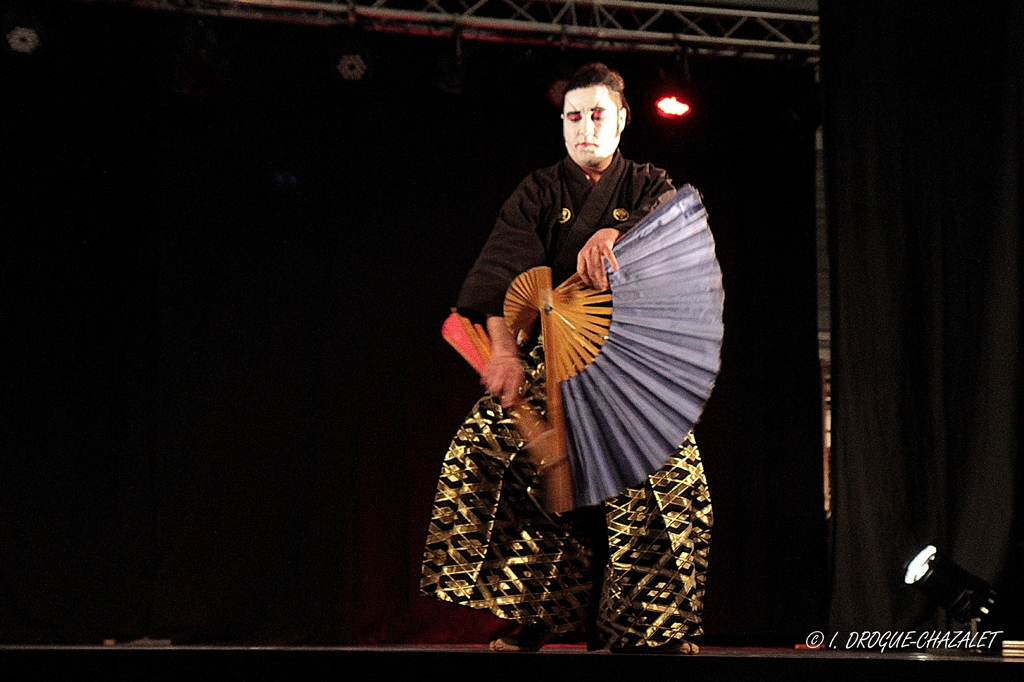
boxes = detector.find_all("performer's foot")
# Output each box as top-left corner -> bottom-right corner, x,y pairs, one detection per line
610,638 -> 698,655
489,623 -> 552,652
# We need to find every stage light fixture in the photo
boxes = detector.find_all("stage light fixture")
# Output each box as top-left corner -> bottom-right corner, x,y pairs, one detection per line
904,544 -> 997,625
6,25 -> 39,54
3,3 -> 44,57
656,95 -> 691,118
435,32 -> 466,95
652,58 -> 695,121
328,26 -> 371,84
336,54 -> 367,81
173,19 -> 227,96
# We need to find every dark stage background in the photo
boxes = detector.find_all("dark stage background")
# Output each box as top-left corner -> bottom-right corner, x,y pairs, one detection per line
821,1 -> 1023,635
0,3 -> 827,644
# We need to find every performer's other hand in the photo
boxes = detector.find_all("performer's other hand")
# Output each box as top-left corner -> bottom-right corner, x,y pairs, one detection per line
577,228 -> 620,289
483,316 -> 524,408
482,354 -> 524,408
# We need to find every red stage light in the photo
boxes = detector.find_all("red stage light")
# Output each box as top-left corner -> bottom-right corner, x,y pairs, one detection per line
656,96 -> 691,118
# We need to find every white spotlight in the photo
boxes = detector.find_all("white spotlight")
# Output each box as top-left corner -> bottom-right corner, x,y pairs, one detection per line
904,544 -> 937,585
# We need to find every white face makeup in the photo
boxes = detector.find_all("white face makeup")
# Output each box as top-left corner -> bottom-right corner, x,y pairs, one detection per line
562,85 -> 627,171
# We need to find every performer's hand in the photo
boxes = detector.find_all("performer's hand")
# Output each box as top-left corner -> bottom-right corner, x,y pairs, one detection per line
577,228 -> 620,289
483,316 -> 524,408
482,354 -> 524,408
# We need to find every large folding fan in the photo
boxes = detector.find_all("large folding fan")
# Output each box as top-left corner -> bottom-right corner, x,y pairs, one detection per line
444,184 -> 723,511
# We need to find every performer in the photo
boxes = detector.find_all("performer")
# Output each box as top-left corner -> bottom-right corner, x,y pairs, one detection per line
421,63 -> 712,653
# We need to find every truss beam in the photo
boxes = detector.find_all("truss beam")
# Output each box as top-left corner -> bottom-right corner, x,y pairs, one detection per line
120,0 -> 818,59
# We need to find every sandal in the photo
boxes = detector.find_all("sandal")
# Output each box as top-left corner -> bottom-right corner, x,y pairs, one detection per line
610,638 -> 699,655
489,624 -> 552,652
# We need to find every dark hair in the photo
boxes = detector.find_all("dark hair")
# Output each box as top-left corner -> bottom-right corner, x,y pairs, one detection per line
563,62 -> 631,124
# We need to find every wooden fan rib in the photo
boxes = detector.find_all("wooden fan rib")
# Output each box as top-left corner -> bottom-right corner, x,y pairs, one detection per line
554,311 -> 607,335
547,318 -> 573,385
559,308 -> 611,329
549,277 -> 614,380
552,318 -> 600,377
554,316 -> 609,339
562,328 -> 602,366
579,293 -> 613,307
504,276 -> 541,339
556,311 -> 609,347
562,336 -> 591,376
573,318 -> 612,338
559,320 -> 587,380
457,315 -> 492,365
559,290 -> 611,306
561,309 -> 606,329
557,295 -> 610,318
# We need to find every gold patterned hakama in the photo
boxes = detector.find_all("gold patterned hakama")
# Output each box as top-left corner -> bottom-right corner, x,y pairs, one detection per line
421,344 -> 713,648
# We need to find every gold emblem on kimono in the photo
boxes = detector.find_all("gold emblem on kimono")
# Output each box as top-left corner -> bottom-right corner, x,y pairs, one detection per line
613,208 -> 629,221
559,208 -> 572,223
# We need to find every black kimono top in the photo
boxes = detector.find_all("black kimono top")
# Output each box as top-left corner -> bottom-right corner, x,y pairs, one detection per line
457,151 -> 675,320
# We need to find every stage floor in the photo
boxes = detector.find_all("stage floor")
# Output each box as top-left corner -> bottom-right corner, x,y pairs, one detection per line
2,644 -> 1021,681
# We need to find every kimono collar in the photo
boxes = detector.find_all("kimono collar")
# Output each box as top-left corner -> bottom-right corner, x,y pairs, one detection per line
562,150 -> 625,194
551,151 -> 628,284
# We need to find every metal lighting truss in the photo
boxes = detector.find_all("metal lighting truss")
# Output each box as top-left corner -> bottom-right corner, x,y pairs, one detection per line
126,0 -> 819,59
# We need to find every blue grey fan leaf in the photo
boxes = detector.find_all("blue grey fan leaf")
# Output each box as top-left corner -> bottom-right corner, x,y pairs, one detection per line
560,184 -> 724,507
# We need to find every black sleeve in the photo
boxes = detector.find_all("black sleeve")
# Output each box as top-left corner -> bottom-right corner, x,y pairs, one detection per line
455,174 -> 550,319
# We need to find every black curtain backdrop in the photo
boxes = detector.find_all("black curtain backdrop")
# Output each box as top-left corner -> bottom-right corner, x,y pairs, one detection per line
1,3 -> 825,644
821,2 -> 1022,634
